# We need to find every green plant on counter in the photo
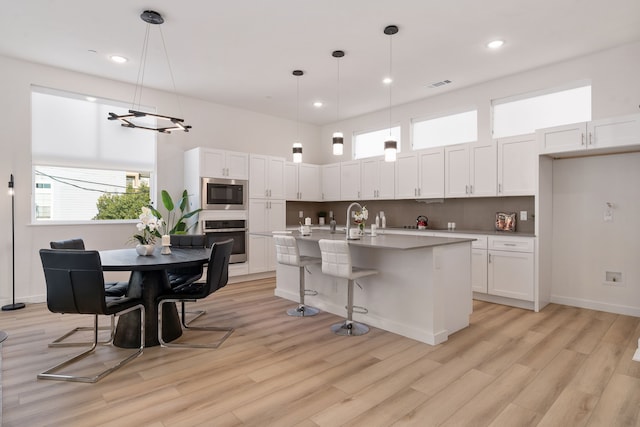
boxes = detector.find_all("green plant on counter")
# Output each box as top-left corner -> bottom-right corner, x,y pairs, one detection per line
148,189 -> 202,235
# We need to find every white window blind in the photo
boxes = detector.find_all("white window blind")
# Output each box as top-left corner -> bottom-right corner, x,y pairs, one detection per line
31,87 -> 156,172
412,110 -> 477,149
492,84 -> 591,138
354,126 -> 401,160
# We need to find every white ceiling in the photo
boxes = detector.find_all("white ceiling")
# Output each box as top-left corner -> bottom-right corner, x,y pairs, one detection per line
2,0 -> 639,125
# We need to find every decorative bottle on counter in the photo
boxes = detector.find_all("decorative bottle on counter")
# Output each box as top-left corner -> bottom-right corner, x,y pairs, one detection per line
381,215 -> 386,228
329,217 -> 337,233
375,214 -> 380,227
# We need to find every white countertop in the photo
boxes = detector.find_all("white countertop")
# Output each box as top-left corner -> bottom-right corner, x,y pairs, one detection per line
255,229 -> 474,250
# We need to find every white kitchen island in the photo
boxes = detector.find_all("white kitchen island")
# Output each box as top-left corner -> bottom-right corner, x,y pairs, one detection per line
268,230 -> 474,345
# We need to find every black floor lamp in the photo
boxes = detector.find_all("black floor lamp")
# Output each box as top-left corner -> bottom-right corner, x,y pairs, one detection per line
2,174 -> 25,311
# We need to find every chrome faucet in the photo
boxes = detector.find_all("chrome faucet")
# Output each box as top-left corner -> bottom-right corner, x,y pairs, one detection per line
346,202 -> 362,239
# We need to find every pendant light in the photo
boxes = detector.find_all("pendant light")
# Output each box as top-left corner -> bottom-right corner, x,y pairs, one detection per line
384,25 -> 398,162
292,70 -> 304,163
108,10 -> 191,133
332,50 -> 345,156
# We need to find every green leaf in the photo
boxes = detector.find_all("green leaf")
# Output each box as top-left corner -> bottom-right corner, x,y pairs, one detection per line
161,190 -> 175,212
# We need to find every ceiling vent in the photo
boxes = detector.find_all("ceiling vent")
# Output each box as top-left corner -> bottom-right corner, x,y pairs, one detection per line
427,79 -> 452,89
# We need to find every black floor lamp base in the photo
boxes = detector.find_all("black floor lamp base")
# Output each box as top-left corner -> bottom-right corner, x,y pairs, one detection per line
2,302 -> 25,311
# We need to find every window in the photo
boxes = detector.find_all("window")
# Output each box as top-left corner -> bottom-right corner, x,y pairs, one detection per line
353,126 -> 401,160
492,84 -> 591,138
412,110 -> 477,150
31,87 -> 156,222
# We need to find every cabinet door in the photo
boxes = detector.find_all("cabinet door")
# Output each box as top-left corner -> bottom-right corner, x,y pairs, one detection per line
248,235 -> 268,274
444,144 -> 470,198
418,147 -> 444,198
267,200 -> 286,270
267,156 -> 286,200
248,199 -> 268,231
471,249 -> 488,293
249,155 -> 268,198
201,149 -> 227,178
470,141 -> 496,197
488,250 -> 534,301
395,153 -> 418,199
378,160 -> 395,199
340,160 -> 361,200
589,113 -> 640,150
321,163 -> 341,201
298,163 -> 321,201
226,151 -> 249,180
537,122 -> 586,155
360,158 -> 379,199
497,135 -> 536,196
284,162 -> 299,200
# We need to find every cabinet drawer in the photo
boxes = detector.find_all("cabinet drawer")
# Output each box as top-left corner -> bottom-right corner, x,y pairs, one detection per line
488,236 -> 534,253
432,232 -> 488,249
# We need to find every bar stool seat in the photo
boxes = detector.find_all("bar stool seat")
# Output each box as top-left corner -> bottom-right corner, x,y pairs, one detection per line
318,239 -> 377,336
273,235 -> 321,317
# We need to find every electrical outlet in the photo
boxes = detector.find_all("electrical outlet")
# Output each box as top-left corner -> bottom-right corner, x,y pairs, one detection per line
520,211 -> 527,221
299,210 -> 304,218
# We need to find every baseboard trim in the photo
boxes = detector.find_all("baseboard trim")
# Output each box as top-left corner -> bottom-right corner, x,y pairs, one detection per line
550,295 -> 640,317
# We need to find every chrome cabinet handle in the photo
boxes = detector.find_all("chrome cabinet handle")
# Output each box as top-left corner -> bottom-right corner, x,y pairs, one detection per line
488,254 -> 491,263
418,188 -> 421,196
504,243 -> 516,246
581,133 -> 585,145
465,185 -> 469,194
588,132 -> 593,145
414,188 -> 417,196
498,183 -> 501,193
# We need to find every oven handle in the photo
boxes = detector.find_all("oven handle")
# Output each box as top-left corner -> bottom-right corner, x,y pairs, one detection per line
203,228 -> 247,233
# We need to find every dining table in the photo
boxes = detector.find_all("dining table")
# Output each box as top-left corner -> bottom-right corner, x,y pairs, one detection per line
99,246 -> 210,348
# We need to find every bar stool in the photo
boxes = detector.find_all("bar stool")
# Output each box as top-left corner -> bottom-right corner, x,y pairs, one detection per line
273,235 -> 320,317
318,239 -> 378,336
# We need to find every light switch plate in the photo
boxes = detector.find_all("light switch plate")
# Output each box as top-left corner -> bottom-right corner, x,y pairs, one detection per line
520,211 -> 527,221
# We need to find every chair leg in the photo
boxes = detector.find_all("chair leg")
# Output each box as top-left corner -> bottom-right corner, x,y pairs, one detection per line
287,266 -> 320,317
331,279 -> 369,336
38,304 -> 145,383
49,316 -> 115,347
159,299 -> 234,349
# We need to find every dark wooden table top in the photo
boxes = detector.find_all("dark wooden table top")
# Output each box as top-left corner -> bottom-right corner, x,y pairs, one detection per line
99,247 -> 210,271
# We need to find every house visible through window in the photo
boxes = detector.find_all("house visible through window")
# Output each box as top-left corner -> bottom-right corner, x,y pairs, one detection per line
354,126 -> 401,160
31,86 -> 157,222
492,84 -> 591,138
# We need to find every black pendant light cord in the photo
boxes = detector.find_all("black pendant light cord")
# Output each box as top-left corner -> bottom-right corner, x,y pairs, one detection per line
388,30 -> 393,136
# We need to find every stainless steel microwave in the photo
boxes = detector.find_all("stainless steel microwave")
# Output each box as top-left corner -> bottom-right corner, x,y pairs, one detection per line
201,177 -> 247,210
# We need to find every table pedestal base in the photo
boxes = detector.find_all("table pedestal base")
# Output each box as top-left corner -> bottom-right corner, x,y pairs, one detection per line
114,270 -> 182,348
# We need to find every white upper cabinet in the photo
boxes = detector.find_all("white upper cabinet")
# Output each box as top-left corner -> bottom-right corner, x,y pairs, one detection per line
538,113 -> 640,157
321,163 -> 341,201
340,160 -> 361,200
395,148 -> 444,199
497,134 -> 537,196
361,157 -> 395,200
249,154 -> 285,199
418,148 -> 445,198
196,148 -> 249,180
285,162 -> 322,201
445,141 -> 496,198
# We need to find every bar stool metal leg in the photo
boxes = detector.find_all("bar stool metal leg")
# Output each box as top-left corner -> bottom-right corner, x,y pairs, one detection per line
331,279 -> 369,336
287,266 -> 320,317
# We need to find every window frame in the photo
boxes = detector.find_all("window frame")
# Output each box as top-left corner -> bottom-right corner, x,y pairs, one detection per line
30,86 -> 158,225
352,125 -> 402,160
411,108 -> 478,150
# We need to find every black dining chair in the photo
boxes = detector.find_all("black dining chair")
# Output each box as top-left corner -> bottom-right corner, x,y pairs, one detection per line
166,234 -> 208,325
48,238 -> 130,347
157,239 -> 234,348
38,249 -> 145,383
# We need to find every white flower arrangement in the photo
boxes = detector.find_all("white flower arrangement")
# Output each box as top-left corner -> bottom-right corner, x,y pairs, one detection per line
354,206 -> 368,231
131,206 -> 164,245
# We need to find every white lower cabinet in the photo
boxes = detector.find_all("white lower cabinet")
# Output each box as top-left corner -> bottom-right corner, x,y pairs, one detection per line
471,249 -> 488,293
487,236 -> 535,301
248,199 -> 285,273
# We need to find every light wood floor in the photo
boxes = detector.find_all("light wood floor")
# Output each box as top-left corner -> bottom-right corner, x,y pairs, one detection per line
1,277 -> 639,427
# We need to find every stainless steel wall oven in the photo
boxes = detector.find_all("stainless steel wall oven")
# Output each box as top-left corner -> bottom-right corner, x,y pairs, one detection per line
202,218 -> 247,263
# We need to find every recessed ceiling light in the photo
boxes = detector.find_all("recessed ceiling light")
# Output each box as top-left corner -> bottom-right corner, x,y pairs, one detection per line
383,77 -> 392,85
313,101 -> 323,108
487,40 -> 505,49
85,96 -> 97,102
110,55 -> 128,63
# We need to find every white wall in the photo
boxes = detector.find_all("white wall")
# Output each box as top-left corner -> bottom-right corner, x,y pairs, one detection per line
550,153 -> 640,316
0,55 -> 320,305
318,41 -> 640,164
